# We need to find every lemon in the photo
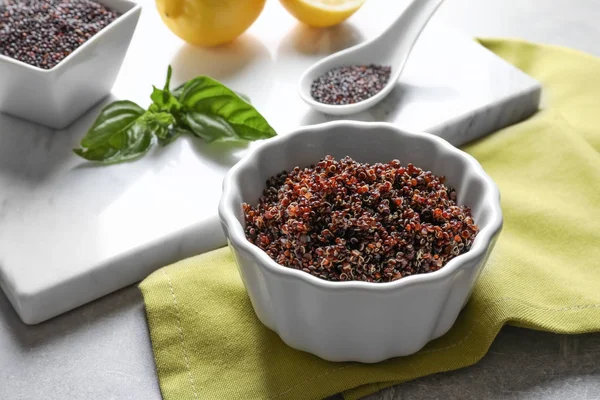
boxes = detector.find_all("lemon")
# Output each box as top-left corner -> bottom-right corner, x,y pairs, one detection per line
156,0 -> 267,47
279,0 -> 365,28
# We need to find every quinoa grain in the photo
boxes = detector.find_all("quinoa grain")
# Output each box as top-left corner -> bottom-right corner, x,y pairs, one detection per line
0,0 -> 119,69
243,156 -> 479,283
310,65 -> 391,105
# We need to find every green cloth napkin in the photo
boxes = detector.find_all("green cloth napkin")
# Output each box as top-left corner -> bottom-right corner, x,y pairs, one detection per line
140,39 -> 600,400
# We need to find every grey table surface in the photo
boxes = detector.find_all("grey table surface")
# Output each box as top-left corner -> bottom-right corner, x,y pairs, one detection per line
2,1 -> 600,399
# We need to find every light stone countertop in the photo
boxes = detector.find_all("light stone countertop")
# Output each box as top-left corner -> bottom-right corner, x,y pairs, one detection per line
1,1 -> 600,399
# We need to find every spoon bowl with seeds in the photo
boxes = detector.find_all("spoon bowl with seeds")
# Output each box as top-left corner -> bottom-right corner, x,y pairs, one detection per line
299,0 -> 445,116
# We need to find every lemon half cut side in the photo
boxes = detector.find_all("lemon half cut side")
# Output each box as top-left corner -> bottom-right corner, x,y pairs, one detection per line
280,0 -> 366,28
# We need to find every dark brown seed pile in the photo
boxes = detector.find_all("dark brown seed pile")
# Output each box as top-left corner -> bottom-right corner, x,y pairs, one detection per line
243,156 -> 479,283
0,0 -> 119,69
310,64 -> 391,105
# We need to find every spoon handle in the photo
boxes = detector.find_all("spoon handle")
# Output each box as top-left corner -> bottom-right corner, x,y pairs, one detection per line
377,0 -> 445,68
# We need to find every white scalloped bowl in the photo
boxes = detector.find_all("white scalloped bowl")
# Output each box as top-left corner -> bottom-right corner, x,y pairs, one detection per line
219,121 -> 502,363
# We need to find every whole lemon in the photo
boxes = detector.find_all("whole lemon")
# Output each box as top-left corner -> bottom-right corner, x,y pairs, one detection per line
156,0 -> 267,47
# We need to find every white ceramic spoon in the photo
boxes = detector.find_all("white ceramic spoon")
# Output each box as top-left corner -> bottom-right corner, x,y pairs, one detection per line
299,0 -> 445,116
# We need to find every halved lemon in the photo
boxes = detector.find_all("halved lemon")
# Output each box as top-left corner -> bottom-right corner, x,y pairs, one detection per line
279,0 -> 366,28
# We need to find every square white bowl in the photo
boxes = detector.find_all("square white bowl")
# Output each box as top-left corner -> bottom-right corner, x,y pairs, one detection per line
0,0 -> 141,129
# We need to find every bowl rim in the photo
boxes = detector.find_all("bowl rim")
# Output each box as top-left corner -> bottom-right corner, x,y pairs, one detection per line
219,121 -> 503,292
0,0 -> 141,74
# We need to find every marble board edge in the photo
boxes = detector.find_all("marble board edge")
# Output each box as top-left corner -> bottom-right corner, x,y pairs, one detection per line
1,216 -> 226,325
3,80 -> 541,325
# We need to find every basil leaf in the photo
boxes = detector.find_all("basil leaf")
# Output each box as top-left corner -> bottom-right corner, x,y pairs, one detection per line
80,101 -> 145,148
74,65 -> 275,165
171,83 -> 185,99
74,120 -> 154,164
158,126 -> 189,146
172,79 -> 250,103
150,66 -> 181,113
182,111 -> 237,142
73,146 -> 119,161
150,87 -> 180,113
164,65 -> 173,91
179,76 -> 275,141
143,112 -> 175,142
148,112 -> 176,133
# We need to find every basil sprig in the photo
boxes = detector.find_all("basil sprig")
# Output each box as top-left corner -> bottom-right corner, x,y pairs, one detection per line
74,66 -> 276,164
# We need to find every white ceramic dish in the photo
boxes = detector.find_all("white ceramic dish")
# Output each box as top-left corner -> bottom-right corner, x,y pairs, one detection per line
0,0 -> 141,129
219,121 -> 503,363
299,0 -> 444,116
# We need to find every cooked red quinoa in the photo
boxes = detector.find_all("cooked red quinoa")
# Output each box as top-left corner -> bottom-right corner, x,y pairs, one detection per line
243,156 -> 479,283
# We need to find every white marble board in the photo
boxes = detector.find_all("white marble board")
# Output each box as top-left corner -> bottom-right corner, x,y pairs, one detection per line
0,0 -> 541,324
